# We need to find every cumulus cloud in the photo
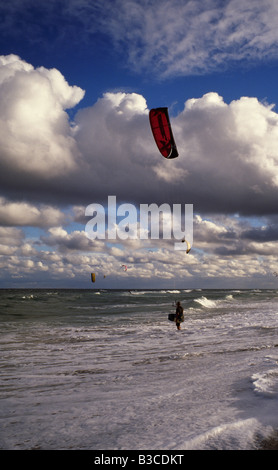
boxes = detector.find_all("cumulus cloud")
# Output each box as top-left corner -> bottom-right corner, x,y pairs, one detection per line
1,55 -> 278,286
1,56 -> 278,216
75,90 -> 278,215
1,208 -> 278,287
41,226 -> 100,252
0,197 -> 66,227
0,226 -> 24,249
169,92 -> 278,214
73,91 -> 154,201
0,54 -> 84,180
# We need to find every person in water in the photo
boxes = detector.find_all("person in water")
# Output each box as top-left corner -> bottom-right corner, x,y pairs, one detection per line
175,301 -> 184,330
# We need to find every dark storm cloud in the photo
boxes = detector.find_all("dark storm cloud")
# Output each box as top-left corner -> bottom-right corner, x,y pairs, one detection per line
242,224 -> 278,242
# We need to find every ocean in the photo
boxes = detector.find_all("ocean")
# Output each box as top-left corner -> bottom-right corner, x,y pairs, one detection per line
0,288 -> 278,450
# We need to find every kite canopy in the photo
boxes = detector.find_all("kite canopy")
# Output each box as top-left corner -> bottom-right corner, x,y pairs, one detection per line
91,273 -> 96,282
182,238 -> 191,254
149,107 -> 179,159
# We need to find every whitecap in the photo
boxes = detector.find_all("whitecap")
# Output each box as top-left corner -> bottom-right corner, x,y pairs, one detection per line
252,369 -> 278,397
194,296 -> 217,308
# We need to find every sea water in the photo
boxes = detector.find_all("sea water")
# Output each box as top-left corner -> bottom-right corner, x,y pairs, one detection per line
0,288 -> 278,450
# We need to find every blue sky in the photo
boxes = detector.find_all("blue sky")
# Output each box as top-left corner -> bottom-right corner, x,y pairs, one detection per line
1,0 -> 278,288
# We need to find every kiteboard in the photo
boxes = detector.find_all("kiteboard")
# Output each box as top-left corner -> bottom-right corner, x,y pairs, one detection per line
168,313 -> 184,322
168,313 -> 176,322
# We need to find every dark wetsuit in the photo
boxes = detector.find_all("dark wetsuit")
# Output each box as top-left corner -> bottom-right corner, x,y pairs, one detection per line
176,304 -> 184,330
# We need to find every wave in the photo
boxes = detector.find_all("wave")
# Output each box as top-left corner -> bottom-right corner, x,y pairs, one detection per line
252,369 -> 278,397
194,296 -> 217,308
179,418 -> 263,450
193,293 -> 235,310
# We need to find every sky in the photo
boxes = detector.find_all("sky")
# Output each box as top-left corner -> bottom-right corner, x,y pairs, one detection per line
1,0 -> 278,289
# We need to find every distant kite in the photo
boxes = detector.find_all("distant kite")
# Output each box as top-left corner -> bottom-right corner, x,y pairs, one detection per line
91,272 -> 107,282
182,238 -> 191,254
149,107 -> 179,159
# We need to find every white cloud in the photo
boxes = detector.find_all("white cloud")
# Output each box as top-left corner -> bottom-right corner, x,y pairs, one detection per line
82,0 -> 278,77
3,1 -> 278,78
1,54 -> 278,286
1,55 -> 278,215
0,227 -> 25,256
0,210 -> 278,287
0,226 -> 24,246
73,89 -> 278,215
0,54 -> 84,178
42,226 -> 107,253
73,91 -> 153,201
1,55 -> 278,217
0,197 -> 66,227
171,92 -> 278,213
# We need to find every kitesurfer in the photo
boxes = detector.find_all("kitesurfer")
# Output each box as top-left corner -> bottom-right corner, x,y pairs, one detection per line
175,301 -> 184,330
